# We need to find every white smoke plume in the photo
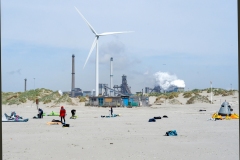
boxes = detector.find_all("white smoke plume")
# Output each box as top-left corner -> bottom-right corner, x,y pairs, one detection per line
154,71 -> 185,91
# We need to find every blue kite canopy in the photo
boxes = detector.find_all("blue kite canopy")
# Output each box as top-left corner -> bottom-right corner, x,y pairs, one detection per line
218,101 -> 233,116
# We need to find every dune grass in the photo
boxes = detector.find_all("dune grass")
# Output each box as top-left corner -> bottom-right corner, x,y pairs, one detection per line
2,88 -> 237,105
2,88 -> 73,105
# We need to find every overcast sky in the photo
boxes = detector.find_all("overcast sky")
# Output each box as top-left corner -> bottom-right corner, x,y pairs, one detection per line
1,0 -> 238,93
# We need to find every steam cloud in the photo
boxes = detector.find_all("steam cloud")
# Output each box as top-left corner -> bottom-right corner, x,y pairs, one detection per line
154,71 -> 185,91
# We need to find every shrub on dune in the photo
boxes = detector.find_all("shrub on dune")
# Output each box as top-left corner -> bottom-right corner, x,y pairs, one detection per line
8,98 -> 21,105
169,99 -> 182,105
186,95 -> 211,104
222,93 -> 229,96
154,95 -> 166,103
43,100 -> 52,104
78,96 -> 87,102
19,97 -> 27,103
170,92 -> 180,98
168,94 -> 175,99
183,92 -> 192,98
192,89 -> 201,94
54,93 -> 70,104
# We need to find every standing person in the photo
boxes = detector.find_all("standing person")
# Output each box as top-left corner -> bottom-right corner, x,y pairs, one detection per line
110,106 -> 113,116
60,106 -> 66,124
36,98 -> 39,110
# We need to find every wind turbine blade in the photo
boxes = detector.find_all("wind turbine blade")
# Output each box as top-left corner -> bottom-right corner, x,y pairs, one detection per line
83,37 -> 98,69
74,6 -> 97,35
98,31 -> 134,36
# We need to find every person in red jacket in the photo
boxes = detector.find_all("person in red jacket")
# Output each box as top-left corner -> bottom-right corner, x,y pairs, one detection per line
60,106 -> 66,124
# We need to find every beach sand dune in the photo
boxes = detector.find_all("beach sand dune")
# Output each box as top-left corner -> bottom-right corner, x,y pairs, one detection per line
2,92 -> 239,160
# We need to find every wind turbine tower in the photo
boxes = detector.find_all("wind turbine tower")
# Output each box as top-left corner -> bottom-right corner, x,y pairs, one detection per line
24,78 -> 27,92
71,54 -> 75,97
110,57 -> 113,96
74,6 -> 133,96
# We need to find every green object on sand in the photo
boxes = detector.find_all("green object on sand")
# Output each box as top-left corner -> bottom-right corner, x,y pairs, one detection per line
43,113 -> 46,116
47,111 -> 60,116
70,116 -> 78,119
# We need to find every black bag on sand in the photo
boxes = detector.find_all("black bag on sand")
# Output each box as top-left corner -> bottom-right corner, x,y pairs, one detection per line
154,116 -> 161,119
148,118 -> 156,122
163,115 -> 168,118
63,124 -> 70,127
52,119 -> 62,122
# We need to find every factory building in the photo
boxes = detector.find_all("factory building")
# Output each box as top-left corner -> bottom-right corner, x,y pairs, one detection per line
83,91 -> 92,96
145,86 -> 185,93
99,84 -> 108,95
176,87 -> 184,92
113,75 -> 132,96
63,88 -> 83,97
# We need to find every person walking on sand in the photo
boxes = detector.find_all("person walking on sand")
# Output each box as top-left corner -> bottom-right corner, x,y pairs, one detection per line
109,106 -> 113,116
60,106 -> 66,124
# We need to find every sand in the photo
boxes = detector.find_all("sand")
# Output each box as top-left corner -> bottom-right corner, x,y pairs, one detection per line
2,91 -> 239,160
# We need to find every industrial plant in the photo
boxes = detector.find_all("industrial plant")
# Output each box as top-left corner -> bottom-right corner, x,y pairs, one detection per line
24,53 -> 185,107
145,86 -> 184,94
62,54 -> 149,107
61,54 -> 186,107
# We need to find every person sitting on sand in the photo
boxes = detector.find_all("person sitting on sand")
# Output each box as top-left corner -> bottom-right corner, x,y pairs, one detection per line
71,109 -> 76,117
60,106 -> 66,124
38,108 -> 43,118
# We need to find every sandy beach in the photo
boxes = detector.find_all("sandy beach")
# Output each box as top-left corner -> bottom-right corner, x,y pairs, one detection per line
2,91 -> 239,160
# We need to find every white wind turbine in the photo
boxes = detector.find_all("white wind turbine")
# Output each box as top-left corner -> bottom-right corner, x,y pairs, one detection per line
74,6 -> 133,96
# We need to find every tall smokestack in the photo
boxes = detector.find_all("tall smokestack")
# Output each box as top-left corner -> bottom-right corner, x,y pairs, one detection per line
71,54 -> 75,97
110,57 -> 113,96
24,78 -> 27,92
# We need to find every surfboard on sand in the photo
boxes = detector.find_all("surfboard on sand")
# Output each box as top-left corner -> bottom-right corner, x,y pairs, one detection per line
46,122 -> 62,125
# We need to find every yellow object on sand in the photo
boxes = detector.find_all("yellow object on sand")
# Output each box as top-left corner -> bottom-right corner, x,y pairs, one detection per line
212,113 -> 222,119
230,113 -> 239,119
212,113 -> 217,118
211,113 -> 239,120
225,115 -> 231,120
